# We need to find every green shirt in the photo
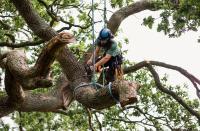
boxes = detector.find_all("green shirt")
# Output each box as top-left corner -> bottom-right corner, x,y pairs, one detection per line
95,39 -> 121,57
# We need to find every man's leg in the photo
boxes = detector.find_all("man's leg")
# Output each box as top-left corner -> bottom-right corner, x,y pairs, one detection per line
105,67 -> 115,83
115,65 -> 123,80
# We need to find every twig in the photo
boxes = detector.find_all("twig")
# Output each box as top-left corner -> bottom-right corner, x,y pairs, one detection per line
52,109 -> 69,116
19,111 -> 23,131
111,118 -> 154,127
94,112 -> 102,131
123,61 -> 200,122
146,63 -> 200,123
86,108 -> 94,131
124,61 -> 200,99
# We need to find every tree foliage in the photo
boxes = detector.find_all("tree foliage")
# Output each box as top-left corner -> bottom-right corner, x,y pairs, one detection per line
0,0 -> 200,130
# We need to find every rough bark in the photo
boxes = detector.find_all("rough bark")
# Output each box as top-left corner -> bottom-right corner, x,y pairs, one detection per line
0,32 -> 75,116
0,74 -> 73,117
33,32 -> 75,77
73,80 -> 139,109
4,68 -> 25,106
11,0 -> 57,40
5,33 -> 75,90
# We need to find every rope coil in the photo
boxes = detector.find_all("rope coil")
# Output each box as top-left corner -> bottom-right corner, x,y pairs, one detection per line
73,82 -> 120,104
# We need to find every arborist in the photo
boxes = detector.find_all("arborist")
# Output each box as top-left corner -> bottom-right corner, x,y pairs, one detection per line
87,28 -> 123,83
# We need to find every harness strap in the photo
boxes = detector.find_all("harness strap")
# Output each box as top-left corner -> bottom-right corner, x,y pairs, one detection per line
108,82 -> 120,104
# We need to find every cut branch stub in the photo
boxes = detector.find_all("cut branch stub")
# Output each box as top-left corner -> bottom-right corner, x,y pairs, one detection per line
74,80 -> 140,109
114,80 -> 140,107
34,32 -> 76,77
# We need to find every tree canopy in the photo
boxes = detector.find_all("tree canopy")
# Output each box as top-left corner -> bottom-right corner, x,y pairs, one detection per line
0,0 -> 200,130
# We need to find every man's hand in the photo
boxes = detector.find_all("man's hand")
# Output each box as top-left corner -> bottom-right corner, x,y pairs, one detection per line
89,65 -> 99,72
87,46 -> 100,65
95,54 -> 111,67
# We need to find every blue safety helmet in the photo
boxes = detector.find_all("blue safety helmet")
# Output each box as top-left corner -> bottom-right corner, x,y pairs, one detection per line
98,28 -> 112,40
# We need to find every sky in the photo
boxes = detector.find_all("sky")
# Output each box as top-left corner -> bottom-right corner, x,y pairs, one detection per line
119,10 -> 200,98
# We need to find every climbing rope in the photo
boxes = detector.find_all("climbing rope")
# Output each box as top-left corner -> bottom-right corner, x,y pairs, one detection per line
73,81 -> 120,105
101,0 -> 107,86
103,0 -> 107,27
91,0 -> 96,84
108,82 -> 120,104
91,0 -> 108,86
73,82 -> 103,97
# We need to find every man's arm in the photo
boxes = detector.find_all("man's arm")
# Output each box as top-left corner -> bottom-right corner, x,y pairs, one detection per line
95,54 -> 112,68
87,46 -> 100,65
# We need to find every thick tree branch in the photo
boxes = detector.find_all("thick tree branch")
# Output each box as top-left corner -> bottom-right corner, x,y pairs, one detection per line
11,0 -> 57,40
0,33 -> 75,114
0,74 -> 73,117
0,52 -> 7,69
10,0 -> 85,84
4,67 -> 25,107
57,47 -> 139,109
33,32 -> 75,77
0,91 -> 65,117
108,0 -> 155,34
124,61 -> 200,99
5,32 -> 75,84
0,40 -> 44,48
